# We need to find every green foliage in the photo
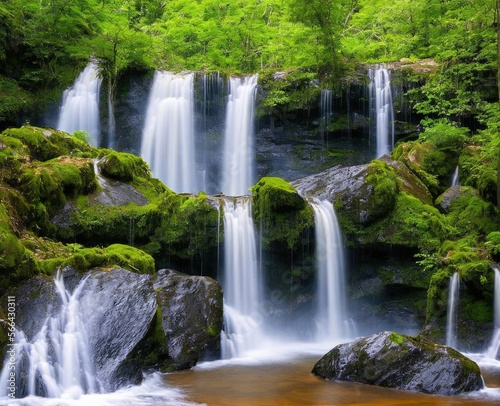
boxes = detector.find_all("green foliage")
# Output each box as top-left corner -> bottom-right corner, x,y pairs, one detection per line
485,232 -> 500,261
251,177 -> 314,248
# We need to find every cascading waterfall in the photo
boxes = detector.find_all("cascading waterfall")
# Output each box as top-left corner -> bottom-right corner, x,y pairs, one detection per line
141,71 -> 198,193
57,62 -> 102,146
452,166 -> 460,186
220,197 -> 263,358
369,67 -> 394,158
320,89 -> 333,147
221,75 -> 258,196
486,266 -> 500,359
0,271 -> 97,399
310,199 -> 349,342
446,272 -> 460,349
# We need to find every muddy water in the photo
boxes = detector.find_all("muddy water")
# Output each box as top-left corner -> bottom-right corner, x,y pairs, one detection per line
164,356 -> 500,406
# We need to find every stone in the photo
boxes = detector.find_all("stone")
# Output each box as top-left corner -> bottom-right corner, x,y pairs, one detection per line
312,331 -> 483,395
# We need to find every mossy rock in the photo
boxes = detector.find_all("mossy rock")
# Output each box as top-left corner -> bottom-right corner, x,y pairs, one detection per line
251,177 -> 314,248
312,331 -> 483,395
364,159 -> 399,219
360,192 -> 452,251
1,126 -> 94,161
98,151 -> 150,182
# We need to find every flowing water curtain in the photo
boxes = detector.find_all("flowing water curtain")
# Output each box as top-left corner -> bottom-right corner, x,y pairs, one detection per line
221,75 -> 258,196
57,62 -> 102,146
0,272 -> 98,399
369,67 -> 394,158
141,71 -> 199,194
445,272 -> 460,349
220,197 -> 264,358
310,199 -> 350,342
320,89 -> 333,147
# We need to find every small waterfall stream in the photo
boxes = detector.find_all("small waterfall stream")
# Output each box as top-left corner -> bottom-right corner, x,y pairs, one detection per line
0,271 -> 98,399
310,199 -> 349,342
140,71 -> 198,193
319,89 -> 333,147
486,266 -> 500,359
57,62 -> 102,146
221,75 -> 258,196
446,272 -> 460,349
452,166 -> 460,186
220,197 -> 263,358
369,67 -> 394,158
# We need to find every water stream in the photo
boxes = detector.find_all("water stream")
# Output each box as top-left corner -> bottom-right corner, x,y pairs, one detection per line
57,62 -> 102,146
446,272 -> 460,349
310,199 -> 350,343
369,67 -> 394,158
221,75 -> 258,196
140,71 -> 198,193
220,197 -> 263,359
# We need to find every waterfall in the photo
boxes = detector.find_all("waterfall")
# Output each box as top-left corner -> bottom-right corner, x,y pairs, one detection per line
140,71 -> 198,193
221,75 -> 258,196
451,166 -> 459,186
369,67 -> 394,158
486,266 -> 500,359
107,87 -> 116,149
57,62 -> 102,146
446,272 -> 460,349
220,197 -> 263,358
0,271 -> 98,399
310,199 -> 349,342
320,89 -> 333,147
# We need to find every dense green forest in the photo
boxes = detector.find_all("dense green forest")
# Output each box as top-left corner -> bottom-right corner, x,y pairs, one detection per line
0,0 -> 499,129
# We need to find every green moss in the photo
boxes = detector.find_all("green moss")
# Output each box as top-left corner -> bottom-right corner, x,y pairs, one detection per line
251,177 -> 314,248
97,151 -> 150,182
105,244 -> 155,274
389,332 -> 405,345
361,192 -> 452,251
1,126 -> 94,161
365,160 -> 399,218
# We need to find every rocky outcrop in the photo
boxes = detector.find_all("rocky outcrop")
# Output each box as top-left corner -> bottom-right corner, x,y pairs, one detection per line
312,331 -> 483,395
154,269 -> 223,369
0,266 -> 223,395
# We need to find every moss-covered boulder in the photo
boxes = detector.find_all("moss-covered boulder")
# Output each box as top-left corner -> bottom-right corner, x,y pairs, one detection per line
251,177 -> 314,248
312,331 -> 483,395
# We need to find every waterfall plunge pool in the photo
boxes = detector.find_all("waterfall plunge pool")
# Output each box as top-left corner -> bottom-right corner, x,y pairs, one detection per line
4,345 -> 500,405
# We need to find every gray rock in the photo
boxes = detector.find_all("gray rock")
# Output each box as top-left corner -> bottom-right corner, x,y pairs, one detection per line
153,269 -> 223,369
312,331 -> 483,395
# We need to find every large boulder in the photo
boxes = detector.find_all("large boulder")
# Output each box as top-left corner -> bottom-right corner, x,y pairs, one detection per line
153,269 -> 223,369
0,266 -> 223,396
312,331 -> 483,395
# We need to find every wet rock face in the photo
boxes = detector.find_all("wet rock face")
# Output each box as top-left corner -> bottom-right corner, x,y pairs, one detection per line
154,269 -> 223,369
1,267 -> 223,394
312,331 -> 483,396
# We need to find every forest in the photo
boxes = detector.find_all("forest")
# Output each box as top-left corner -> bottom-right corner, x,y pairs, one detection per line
0,0 -> 499,131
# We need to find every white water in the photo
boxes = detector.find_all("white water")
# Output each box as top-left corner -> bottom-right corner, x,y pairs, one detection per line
369,67 -> 394,158
446,272 -> 460,349
486,267 -> 500,359
141,71 -> 198,193
319,89 -> 333,147
310,199 -> 349,342
452,166 -> 460,186
221,75 -> 258,196
57,62 -> 102,146
0,271 -> 97,400
220,197 -> 263,359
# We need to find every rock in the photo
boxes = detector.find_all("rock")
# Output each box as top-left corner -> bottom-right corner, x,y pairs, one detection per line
153,269 -> 223,369
435,186 -> 477,212
312,331 -> 483,395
